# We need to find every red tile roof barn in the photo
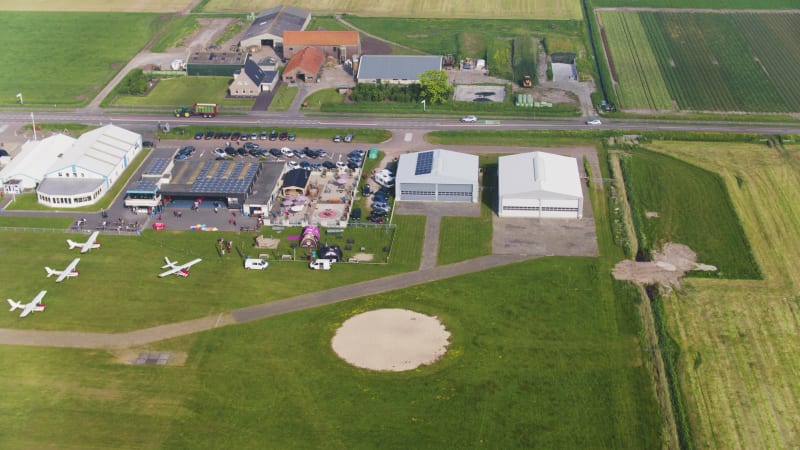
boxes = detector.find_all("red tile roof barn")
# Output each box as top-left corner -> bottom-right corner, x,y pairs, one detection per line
284,47 -> 325,75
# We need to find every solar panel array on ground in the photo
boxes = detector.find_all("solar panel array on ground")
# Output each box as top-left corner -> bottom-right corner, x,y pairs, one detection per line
415,151 -> 434,175
190,160 -> 259,194
144,158 -> 170,176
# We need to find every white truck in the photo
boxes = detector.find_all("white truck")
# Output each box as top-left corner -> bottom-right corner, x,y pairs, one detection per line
244,258 -> 269,270
309,259 -> 334,270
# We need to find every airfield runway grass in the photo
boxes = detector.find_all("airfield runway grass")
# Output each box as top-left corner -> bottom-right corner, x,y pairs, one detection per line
0,256 -> 661,449
640,141 -> 800,449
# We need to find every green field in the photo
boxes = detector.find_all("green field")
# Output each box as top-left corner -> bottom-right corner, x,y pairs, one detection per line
0,12 -> 159,107
0,0 -> 189,12
640,141 -> 800,449
593,0 -> 799,8
600,11 -> 800,112
0,255 -> 662,449
599,11 -> 673,110
618,147 -> 759,278
199,0 -> 583,20
110,76 -> 254,110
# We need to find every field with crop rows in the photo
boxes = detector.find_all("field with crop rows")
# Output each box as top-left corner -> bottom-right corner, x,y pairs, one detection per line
599,11 -> 673,111
642,141 -> 800,449
593,0 -> 799,8
600,11 -> 800,112
0,0 -> 189,11
200,0 -> 583,19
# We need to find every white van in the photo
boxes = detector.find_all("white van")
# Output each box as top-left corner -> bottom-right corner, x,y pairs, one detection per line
373,173 -> 395,188
244,258 -> 269,270
309,259 -> 334,270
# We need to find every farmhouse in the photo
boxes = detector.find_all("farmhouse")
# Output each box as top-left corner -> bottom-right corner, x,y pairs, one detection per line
230,59 -> 278,97
239,6 -> 310,51
395,149 -> 479,203
283,47 -> 324,84
283,31 -> 360,63
356,55 -> 443,85
497,151 -> 583,219
36,125 -> 143,208
187,51 -> 248,76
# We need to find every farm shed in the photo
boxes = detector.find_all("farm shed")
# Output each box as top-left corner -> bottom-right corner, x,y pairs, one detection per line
0,133 -> 76,191
239,6 -> 310,50
283,47 -> 324,84
283,31 -> 360,63
396,149 -> 479,203
497,151 -> 583,219
36,125 -> 143,208
230,59 -> 278,97
187,51 -> 248,76
356,55 -> 443,85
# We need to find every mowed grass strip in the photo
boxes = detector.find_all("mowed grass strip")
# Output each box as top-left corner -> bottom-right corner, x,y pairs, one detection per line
619,147 -> 759,279
600,11 -> 673,111
0,12 -> 158,106
0,256 -> 662,449
200,0 -> 583,19
644,141 -> 800,449
593,0 -> 799,8
0,0 -> 190,12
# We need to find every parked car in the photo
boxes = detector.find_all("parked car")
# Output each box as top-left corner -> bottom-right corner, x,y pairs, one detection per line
269,148 -> 283,157
178,145 -> 195,156
348,149 -> 364,158
142,141 -> 154,148
231,132 -> 241,141
175,153 -> 189,160
347,161 -> 360,170
288,133 -> 296,141
214,132 -> 223,139
310,162 -> 323,171
205,130 -> 214,140
244,258 -> 269,270
293,149 -> 306,159
279,131 -> 288,140
237,147 -> 247,156
309,259 -> 333,270
370,209 -> 388,217
322,160 -> 337,169
288,161 -> 300,169
336,161 -> 348,169
225,146 -> 236,156
367,215 -> 385,224
316,149 -> 327,158
250,132 -> 258,140
460,115 -> 478,123
240,132 -> 249,141
361,184 -> 371,196
344,133 -> 354,143
299,161 -> 312,170
194,132 -> 204,140
213,148 -> 226,157
333,135 -> 342,143
280,147 -> 293,156
222,131 -> 232,139
260,131 -> 268,140
269,129 -> 278,140
304,148 -> 318,158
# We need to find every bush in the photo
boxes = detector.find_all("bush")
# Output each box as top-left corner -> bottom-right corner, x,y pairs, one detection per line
115,69 -> 149,96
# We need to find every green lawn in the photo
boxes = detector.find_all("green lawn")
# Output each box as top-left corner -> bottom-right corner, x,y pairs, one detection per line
619,147 -> 760,279
267,84 -> 298,112
0,256 -> 661,449
110,76 -> 254,110
0,12 -> 158,106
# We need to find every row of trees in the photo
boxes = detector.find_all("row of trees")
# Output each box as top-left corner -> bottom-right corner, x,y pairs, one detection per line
350,70 -> 454,104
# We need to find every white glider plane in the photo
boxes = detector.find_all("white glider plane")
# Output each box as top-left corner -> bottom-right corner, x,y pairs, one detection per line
67,231 -> 101,254
45,258 -> 81,283
159,257 -> 202,278
7,290 -> 48,318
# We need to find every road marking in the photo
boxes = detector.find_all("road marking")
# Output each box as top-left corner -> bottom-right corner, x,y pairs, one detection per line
0,125 -> 7,133
404,133 -> 413,142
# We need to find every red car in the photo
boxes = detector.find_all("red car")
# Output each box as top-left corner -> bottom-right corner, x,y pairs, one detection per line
367,215 -> 384,224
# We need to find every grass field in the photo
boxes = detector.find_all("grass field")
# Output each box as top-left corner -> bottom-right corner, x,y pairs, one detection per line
599,11 -> 673,111
110,76 -> 254,110
593,0 -> 800,8
639,141 -> 800,449
199,0 -> 583,20
0,0 -> 190,12
0,12 -> 159,107
0,254 -> 662,449
618,147 -> 759,279
599,11 -> 800,112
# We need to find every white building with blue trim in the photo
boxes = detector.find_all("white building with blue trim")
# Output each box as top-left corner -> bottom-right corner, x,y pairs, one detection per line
35,125 -> 142,208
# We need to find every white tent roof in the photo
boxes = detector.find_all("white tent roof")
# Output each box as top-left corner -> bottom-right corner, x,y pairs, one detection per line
498,152 -> 583,200
45,125 -> 140,178
396,149 -> 478,184
0,134 -> 76,188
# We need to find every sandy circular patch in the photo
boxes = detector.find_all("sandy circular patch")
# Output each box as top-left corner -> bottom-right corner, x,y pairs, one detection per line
332,309 -> 451,371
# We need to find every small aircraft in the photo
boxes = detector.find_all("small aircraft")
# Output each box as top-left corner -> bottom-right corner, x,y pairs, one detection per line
159,257 -> 202,278
7,290 -> 47,318
45,257 -> 81,283
67,230 -> 101,254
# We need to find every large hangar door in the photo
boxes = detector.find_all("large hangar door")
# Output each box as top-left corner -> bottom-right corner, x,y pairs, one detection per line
400,183 -> 436,201
437,184 -> 473,202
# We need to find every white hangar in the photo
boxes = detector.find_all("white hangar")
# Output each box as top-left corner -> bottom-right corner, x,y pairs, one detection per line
395,149 -> 479,203
497,151 -> 583,219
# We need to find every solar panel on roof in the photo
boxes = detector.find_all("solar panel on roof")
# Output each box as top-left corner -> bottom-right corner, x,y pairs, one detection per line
144,158 -> 169,175
415,151 -> 434,175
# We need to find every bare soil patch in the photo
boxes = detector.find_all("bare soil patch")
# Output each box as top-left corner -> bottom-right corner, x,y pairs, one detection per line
331,309 -> 450,372
612,243 -> 717,292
